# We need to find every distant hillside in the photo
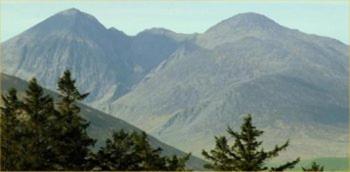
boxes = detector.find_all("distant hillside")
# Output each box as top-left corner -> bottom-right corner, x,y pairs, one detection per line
0,73 -> 205,170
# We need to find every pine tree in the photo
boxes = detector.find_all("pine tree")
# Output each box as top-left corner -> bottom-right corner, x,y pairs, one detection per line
1,72 -> 95,170
54,70 -> 95,169
1,70 -> 190,170
202,114 -> 300,171
133,131 -> 167,170
91,130 -> 189,171
1,79 -> 59,170
164,154 -> 191,171
21,78 -> 58,170
302,162 -> 324,171
89,130 -> 140,170
0,88 -> 24,170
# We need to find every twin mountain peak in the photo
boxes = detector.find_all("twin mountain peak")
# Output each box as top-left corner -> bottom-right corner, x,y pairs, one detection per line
18,8 -> 285,41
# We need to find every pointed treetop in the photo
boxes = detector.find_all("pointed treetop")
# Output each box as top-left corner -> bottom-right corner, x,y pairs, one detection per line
202,114 -> 300,171
58,70 -> 89,101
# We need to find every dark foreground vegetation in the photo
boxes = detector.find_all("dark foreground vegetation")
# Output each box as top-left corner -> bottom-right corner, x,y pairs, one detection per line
0,70 -> 326,171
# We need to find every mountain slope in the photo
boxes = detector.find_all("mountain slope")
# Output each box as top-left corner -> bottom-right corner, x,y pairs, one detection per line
0,73 -> 205,170
1,8 -> 132,104
109,13 -> 349,160
1,8 -> 194,110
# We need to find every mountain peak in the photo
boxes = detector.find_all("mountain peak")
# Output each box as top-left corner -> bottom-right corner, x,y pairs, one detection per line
197,12 -> 285,48
58,8 -> 82,15
55,8 -> 97,21
230,12 -> 274,22
21,8 -> 106,38
206,12 -> 281,33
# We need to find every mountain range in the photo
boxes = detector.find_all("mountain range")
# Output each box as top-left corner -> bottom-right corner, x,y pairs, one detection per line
1,8 -> 348,161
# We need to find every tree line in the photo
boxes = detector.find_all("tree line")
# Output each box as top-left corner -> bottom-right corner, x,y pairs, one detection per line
0,70 -> 325,171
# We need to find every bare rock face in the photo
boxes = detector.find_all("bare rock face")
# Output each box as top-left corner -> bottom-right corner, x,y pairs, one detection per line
2,9 -> 348,160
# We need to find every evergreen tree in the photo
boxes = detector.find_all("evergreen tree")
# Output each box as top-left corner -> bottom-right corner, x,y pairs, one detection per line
1,79 -> 59,170
132,131 -> 189,171
21,78 -> 58,170
1,70 -> 189,171
54,70 -> 96,169
0,88 -> 24,170
202,114 -> 300,171
302,162 -> 324,171
164,154 -> 191,171
90,130 -> 189,171
0,72 -> 95,170
89,130 -> 140,170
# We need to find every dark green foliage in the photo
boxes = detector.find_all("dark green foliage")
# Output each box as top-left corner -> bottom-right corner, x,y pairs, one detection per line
302,162 -> 324,171
0,72 -> 94,170
202,114 -> 300,171
0,79 -> 59,170
89,130 -> 190,171
54,70 -> 96,170
1,70 -> 189,171
0,88 -> 23,170
21,78 -> 58,170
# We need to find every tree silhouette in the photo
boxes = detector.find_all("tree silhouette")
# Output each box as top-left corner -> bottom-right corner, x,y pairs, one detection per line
89,130 -> 190,171
202,114 -> 300,171
1,70 -> 190,171
302,162 -> 324,171
54,70 -> 96,169
1,88 -> 24,170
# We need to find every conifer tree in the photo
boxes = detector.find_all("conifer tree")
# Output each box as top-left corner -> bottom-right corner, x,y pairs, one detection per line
302,162 -> 324,171
164,154 -> 191,171
90,130 -> 190,171
0,88 -> 24,170
1,72 -> 94,170
202,114 -> 300,171
1,71 -> 190,171
132,131 -> 189,171
133,131 -> 167,170
21,78 -> 58,170
89,130 -> 140,170
54,70 -> 96,169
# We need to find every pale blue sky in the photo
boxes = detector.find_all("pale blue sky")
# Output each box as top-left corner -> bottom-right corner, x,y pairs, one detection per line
1,0 -> 349,43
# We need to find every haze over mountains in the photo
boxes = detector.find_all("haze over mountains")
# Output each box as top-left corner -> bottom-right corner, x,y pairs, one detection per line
1,8 -> 348,160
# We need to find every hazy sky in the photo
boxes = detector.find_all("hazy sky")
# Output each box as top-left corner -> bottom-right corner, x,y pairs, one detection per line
1,0 -> 349,43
